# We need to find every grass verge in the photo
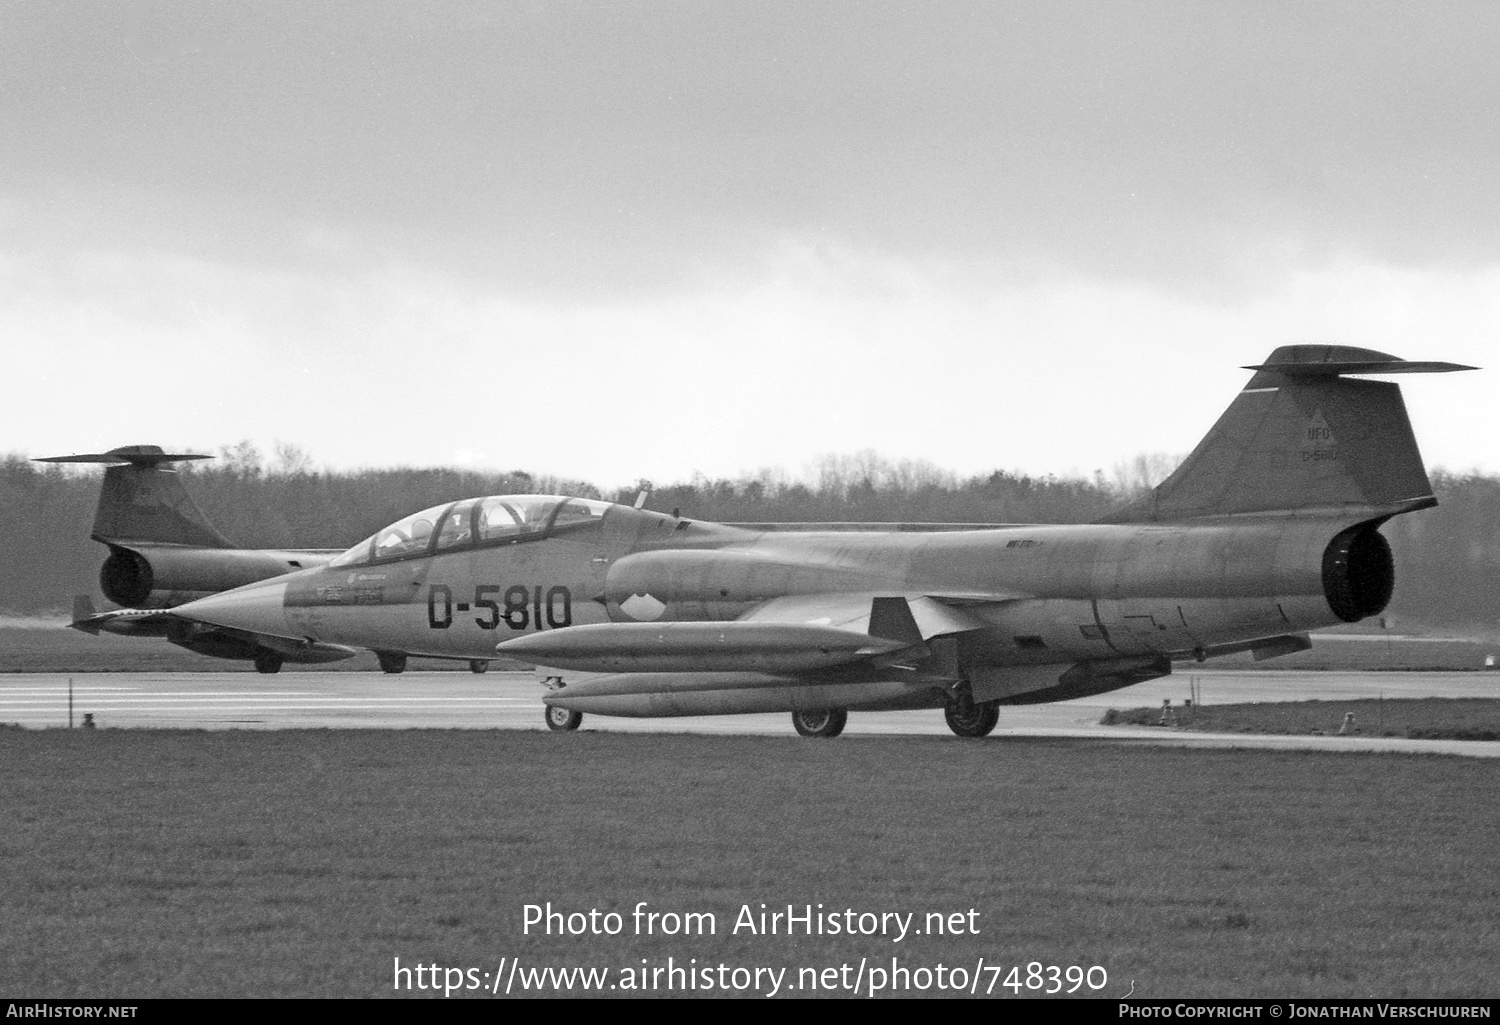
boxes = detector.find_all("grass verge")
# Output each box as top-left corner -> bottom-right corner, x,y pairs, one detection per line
0,729 -> 1495,998
0,626 -> 527,673
1102,698 -> 1500,740
5,624 -> 1497,674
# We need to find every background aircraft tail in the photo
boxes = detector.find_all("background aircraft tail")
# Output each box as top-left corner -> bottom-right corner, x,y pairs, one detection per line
36,445 -> 235,547
1102,345 -> 1475,523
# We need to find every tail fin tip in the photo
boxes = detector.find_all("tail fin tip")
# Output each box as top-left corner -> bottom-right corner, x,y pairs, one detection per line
36,445 -> 213,467
1243,344 -> 1477,380
37,444 -> 233,548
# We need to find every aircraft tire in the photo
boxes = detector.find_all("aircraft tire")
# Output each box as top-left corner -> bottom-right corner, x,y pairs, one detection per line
469,660 -> 489,674
792,708 -> 847,738
376,651 -> 408,675
253,651 -> 284,674
944,699 -> 999,738
545,706 -> 582,732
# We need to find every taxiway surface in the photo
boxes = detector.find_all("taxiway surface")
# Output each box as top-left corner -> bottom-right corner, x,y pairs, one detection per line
2,668 -> 1497,756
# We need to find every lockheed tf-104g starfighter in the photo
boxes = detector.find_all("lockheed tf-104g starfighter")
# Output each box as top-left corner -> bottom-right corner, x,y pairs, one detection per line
169,345 -> 1473,737
37,446 -> 356,673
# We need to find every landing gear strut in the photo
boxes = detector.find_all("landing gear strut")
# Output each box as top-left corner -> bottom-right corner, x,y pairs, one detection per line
944,688 -> 999,738
545,705 -> 582,732
376,651 -> 407,674
792,708 -> 848,738
253,651 -> 284,674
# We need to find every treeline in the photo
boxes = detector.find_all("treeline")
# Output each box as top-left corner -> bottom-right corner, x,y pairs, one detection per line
2,447 -> 1497,634
610,453 -> 1123,526
1382,472 -> 1500,634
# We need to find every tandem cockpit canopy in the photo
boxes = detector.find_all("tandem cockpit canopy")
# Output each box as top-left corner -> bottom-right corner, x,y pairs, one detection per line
328,495 -> 612,568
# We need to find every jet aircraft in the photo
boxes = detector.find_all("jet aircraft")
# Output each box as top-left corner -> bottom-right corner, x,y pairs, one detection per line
40,446 -> 364,672
167,345 -> 1473,736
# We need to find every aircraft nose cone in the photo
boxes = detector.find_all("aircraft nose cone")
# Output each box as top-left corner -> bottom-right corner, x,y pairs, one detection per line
175,580 -> 293,638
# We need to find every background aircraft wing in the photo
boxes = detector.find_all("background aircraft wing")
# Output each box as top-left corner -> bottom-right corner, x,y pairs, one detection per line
69,594 -> 182,636
71,594 -> 357,664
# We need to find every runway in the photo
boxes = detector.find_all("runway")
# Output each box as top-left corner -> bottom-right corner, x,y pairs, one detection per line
3,667 -> 1498,756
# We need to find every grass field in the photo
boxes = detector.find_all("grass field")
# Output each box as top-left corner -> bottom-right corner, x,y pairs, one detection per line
5,622 -> 1497,674
1,729 -> 1495,998
1253,634 -> 1499,673
1103,698 -> 1500,740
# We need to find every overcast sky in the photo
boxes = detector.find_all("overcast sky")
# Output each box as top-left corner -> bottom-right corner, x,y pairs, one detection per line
3,1 -> 1496,488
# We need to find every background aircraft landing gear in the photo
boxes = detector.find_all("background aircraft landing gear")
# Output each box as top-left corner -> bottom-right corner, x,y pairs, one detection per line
792,708 -> 847,738
944,694 -> 999,737
469,660 -> 489,674
252,651 -> 283,674
376,651 -> 407,675
545,706 -> 582,732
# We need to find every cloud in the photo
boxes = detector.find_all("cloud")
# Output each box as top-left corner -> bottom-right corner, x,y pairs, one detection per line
4,229 -> 1493,488
6,3 -> 1500,294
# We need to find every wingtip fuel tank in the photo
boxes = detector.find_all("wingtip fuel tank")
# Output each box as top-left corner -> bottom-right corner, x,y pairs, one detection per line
498,621 -> 911,674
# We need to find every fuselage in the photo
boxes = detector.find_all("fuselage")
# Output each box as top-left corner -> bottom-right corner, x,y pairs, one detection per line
185,496 -> 1382,683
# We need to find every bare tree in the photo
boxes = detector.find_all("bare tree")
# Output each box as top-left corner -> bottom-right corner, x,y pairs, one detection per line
272,441 -> 314,477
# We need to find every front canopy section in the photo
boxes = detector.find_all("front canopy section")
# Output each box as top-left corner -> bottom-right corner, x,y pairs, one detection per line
328,494 -> 611,568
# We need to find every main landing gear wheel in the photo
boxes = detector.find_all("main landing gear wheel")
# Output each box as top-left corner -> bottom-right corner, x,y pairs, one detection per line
376,651 -> 407,675
792,708 -> 848,738
469,660 -> 489,674
545,706 -> 582,732
253,651 -> 284,674
945,698 -> 1000,738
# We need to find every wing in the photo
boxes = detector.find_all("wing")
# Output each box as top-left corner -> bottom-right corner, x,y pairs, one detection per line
497,592 -> 1019,674
736,591 -> 1012,640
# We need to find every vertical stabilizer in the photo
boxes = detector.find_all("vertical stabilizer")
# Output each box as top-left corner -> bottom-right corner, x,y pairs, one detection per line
36,446 -> 235,547
1103,346 -> 1475,523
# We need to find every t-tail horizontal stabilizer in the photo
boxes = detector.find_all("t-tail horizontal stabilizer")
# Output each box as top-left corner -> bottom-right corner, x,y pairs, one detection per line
1103,345 -> 1476,524
36,445 -> 233,548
